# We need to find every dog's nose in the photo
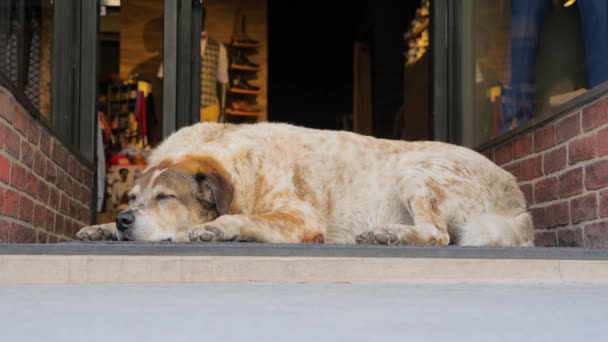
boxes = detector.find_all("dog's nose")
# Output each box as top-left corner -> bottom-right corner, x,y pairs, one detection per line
116,211 -> 135,232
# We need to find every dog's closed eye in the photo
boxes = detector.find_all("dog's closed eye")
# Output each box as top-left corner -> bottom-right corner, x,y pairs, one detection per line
156,193 -> 176,200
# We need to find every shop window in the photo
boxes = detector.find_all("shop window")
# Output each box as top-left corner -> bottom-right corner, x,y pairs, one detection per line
0,0 -> 53,120
459,0 -> 608,148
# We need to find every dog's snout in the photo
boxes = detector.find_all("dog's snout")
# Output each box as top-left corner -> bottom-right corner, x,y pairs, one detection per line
116,211 -> 135,232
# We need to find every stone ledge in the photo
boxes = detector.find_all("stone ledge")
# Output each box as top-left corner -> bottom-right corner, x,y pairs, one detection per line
1,253 -> 608,285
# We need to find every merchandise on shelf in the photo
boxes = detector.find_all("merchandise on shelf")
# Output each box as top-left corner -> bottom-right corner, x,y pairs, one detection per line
404,0 -> 430,67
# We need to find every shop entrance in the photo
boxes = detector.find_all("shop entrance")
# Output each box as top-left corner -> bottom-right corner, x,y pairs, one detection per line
95,0 -> 431,224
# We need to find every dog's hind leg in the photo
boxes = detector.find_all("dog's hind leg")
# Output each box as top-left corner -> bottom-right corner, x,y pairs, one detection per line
356,174 -> 451,246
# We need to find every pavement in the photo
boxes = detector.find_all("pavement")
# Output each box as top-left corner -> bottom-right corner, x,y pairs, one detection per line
0,282 -> 605,341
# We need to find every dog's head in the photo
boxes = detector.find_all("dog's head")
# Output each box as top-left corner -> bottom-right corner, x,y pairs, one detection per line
115,156 -> 234,241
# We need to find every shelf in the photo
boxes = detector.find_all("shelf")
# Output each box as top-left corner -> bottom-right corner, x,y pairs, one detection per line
230,64 -> 261,72
231,42 -> 262,48
230,88 -> 261,95
226,109 -> 262,117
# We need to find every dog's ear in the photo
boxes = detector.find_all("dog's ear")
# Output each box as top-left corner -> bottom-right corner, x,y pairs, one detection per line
195,171 -> 233,215
168,156 -> 235,215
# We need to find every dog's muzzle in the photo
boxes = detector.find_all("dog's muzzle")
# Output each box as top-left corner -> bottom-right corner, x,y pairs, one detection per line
116,210 -> 135,232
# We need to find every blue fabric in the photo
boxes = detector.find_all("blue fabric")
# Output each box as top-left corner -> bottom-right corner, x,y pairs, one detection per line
501,0 -> 550,133
501,0 -> 608,133
578,0 -> 608,88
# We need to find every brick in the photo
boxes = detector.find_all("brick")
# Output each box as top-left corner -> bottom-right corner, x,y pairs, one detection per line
82,168 -> 93,188
48,235 -> 58,244
27,120 -> 39,145
68,157 -> 79,179
582,97 -> 608,131
534,231 -> 557,247
25,172 -> 39,197
597,128 -> 608,157
66,219 -> 76,237
1,188 -> 19,218
570,193 -> 598,224
601,190 -> 608,218
33,204 -> 46,228
68,198 -> 76,217
585,222 -> 608,248
81,206 -> 90,225
503,162 -> 520,178
512,135 -> 533,159
37,180 -> 49,204
0,121 -> 5,149
19,195 -> 34,223
54,213 -> 64,235
10,162 -> 26,191
0,153 -> 10,184
8,222 -> 37,243
520,184 -> 533,205
531,207 -> 545,229
49,187 -> 60,211
40,131 -> 51,156
519,156 -> 543,181
568,135 -> 596,165
51,139 -> 68,170
0,219 -> 8,243
4,126 -> 20,158
544,202 -> 570,228
45,160 -> 56,184
585,160 -> 608,190
494,143 -> 512,165
80,186 -> 91,204
534,177 -> 558,203
56,169 -> 66,190
20,140 -> 34,168
45,207 -> 54,232
558,167 -> 583,198
33,150 -> 46,177
38,230 -> 49,244
557,228 -> 584,247
72,184 -> 80,203
0,91 -> 15,122
13,106 -> 28,135
65,176 -> 73,197
556,112 -> 581,143
543,147 -> 567,175
60,193 -> 70,215
534,126 -> 555,152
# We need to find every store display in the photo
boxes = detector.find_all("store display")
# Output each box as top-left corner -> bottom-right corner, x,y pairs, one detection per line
231,52 -> 260,69
233,77 -> 260,91
231,99 -> 261,112
226,13 -> 264,120
404,0 -> 430,67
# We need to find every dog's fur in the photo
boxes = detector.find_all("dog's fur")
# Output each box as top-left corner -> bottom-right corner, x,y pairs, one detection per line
77,122 -> 534,246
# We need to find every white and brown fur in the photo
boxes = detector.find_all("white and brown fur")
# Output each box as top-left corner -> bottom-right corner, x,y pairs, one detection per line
77,122 -> 534,246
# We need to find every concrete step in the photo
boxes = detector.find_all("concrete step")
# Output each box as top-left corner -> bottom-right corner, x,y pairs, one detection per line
1,243 -> 608,285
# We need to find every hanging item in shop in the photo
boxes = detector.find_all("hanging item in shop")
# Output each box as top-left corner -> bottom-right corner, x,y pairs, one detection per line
404,0 -> 430,67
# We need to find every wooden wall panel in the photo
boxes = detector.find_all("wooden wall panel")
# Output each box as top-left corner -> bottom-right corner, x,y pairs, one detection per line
119,0 -> 163,81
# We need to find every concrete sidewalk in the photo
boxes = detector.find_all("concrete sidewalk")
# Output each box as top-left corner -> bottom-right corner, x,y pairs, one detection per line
0,283 -> 605,341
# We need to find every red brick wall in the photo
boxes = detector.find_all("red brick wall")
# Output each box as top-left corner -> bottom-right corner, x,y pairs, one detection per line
0,87 -> 93,243
482,95 -> 608,247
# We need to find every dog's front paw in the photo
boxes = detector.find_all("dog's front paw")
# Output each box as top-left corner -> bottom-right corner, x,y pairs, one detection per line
77,224 -> 116,241
188,224 -> 238,242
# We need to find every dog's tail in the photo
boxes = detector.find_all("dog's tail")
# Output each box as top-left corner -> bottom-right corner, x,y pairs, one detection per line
456,212 -> 535,247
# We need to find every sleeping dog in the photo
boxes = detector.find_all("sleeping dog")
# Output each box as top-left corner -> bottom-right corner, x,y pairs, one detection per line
78,122 -> 534,246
